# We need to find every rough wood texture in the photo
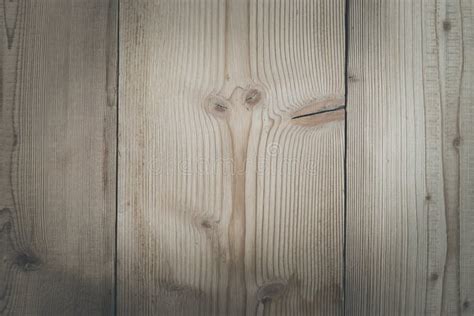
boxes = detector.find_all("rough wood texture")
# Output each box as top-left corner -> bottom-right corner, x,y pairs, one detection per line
0,1 -> 117,314
118,0 -> 345,315
346,0 -> 474,315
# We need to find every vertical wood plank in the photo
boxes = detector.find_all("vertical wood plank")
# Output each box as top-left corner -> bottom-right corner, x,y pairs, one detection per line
0,1 -> 117,314
459,3 -> 474,314
346,0 -> 474,314
118,0 -> 345,315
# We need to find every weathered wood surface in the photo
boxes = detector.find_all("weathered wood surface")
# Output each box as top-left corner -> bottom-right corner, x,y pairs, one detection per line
0,1 -> 117,314
346,0 -> 474,315
2,1 -> 471,315
118,0 -> 345,315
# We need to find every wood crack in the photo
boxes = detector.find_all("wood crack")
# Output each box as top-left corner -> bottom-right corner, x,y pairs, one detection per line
292,105 -> 346,120
291,106 -> 346,127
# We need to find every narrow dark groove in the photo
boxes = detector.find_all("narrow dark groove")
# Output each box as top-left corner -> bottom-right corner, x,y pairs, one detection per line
114,0 -> 120,315
343,0 -> 349,314
291,105 -> 346,120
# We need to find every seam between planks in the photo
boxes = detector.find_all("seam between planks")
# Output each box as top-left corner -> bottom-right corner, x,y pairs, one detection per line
114,0 -> 120,315
343,0 -> 349,314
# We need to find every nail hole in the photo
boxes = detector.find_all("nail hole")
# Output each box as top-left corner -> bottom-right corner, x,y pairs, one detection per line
443,20 -> 451,31
464,301 -> 470,310
348,74 -> 358,82
453,136 -> 461,148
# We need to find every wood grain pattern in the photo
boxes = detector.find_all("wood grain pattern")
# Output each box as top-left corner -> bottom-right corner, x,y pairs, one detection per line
346,0 -> 474,315
0,1 -> 117,314
118,0 -> 345,315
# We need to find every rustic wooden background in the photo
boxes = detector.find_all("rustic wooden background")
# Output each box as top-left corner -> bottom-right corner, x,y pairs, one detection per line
0,0 -> 472,315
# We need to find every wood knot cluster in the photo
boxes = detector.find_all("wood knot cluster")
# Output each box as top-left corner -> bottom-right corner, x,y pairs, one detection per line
205,86 -> 265,118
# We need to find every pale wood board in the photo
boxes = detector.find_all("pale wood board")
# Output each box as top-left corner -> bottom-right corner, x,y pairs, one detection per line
346,0 -> 474,315
0,0 -> 117,314
118,0 -> 345,315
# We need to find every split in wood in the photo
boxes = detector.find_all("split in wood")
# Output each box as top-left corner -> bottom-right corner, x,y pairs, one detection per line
291,99 -> 345,127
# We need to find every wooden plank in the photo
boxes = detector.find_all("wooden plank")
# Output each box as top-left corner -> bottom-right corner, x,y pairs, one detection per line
0,1 -> 117,314
118,0 -> 345,314
459,2 -> 474,314
346,0 -> 474,314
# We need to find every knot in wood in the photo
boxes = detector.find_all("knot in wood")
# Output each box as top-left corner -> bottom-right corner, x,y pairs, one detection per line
15,253 -> 42,272
205,95 -> 231,118
257,281 -> 287,303
244,88 -> 263,106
